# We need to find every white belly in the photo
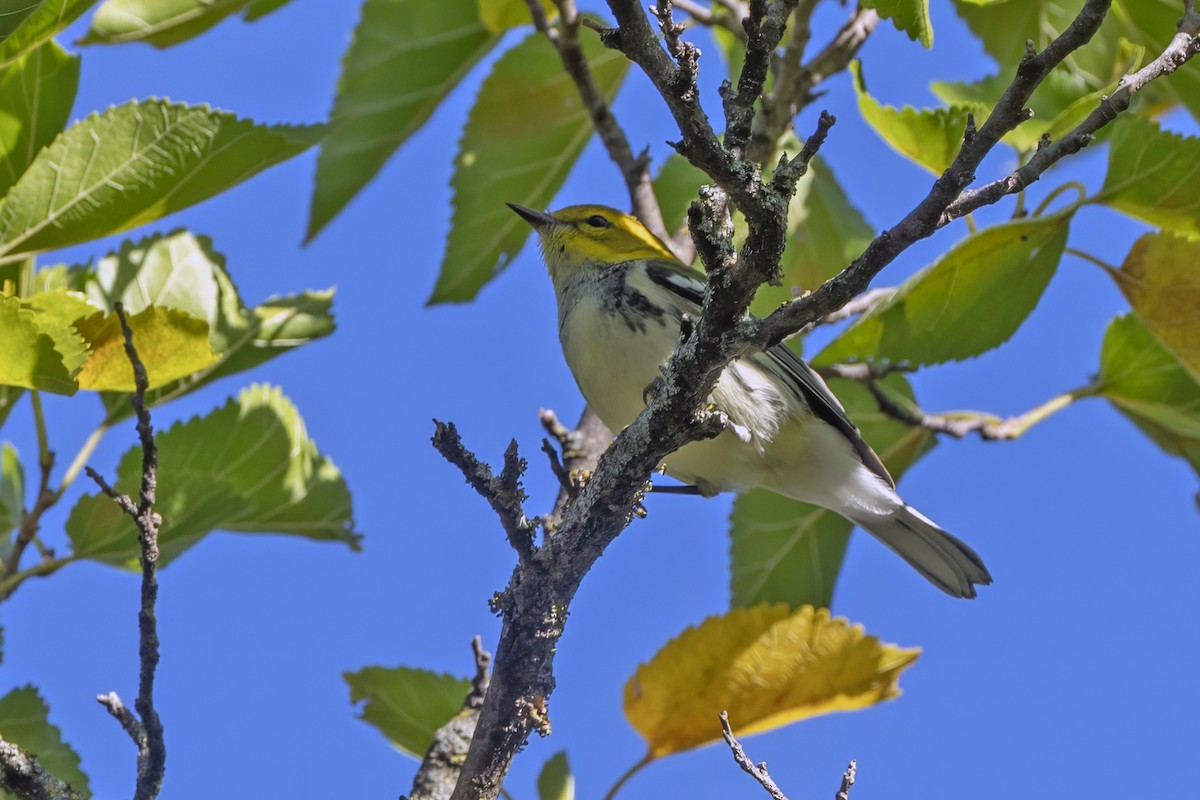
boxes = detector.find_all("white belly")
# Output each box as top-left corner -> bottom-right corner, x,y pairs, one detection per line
559,297 -> 775,493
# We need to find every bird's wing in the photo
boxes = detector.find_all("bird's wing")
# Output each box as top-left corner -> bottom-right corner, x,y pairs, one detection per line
642,259 -> 894,488
761,343 -> 894,488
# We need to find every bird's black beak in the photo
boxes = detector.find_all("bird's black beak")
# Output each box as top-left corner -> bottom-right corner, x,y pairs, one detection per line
507,202 -> 558,231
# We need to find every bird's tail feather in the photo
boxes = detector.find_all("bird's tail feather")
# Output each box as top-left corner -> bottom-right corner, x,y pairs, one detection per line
852,505 -> 992,598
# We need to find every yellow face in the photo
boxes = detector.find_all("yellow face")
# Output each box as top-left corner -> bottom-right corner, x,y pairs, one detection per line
509,203 -> 677,282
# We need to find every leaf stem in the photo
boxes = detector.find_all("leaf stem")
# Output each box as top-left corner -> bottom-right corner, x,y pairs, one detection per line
1001,385 -> 1097,438
0,555 -> 76,602
1032,181 -> 1087,217
30,391 -> 51,473
1064,246 -> 1119,276
602,754 -> 653,800
55,422 -> 110,501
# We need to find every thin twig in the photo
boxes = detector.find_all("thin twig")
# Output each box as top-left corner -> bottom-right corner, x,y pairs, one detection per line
431,421 -> 538,564
86,303 -> 166,800
406,639 -> 495,800
835,760 -> 856,800
796,287 -> 892,336
529,0 -> 669,241
4,397 -> 55,580
719,711 -> 788,800
942,2 -> 1200,222
835,371 -> 1088,440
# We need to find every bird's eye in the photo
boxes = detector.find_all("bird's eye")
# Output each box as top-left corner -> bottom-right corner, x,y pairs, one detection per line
585,214 -> 611,228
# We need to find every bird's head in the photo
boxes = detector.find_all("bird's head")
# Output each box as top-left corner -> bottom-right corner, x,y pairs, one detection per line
508,203 -> 677,285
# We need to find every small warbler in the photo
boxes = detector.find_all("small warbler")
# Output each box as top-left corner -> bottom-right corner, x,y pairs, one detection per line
509,202 -> 992,598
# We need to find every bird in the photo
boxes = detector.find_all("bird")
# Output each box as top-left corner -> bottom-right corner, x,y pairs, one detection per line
508,202 -> 992,598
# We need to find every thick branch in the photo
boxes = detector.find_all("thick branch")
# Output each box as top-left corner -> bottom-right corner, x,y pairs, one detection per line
0,738 -> 82,800
86,303 -> 165,800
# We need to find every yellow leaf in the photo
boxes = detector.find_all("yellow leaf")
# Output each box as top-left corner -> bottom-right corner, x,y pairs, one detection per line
624,604 -> 919,759
1115,232 -> 1200,381
74,307 -> 218,391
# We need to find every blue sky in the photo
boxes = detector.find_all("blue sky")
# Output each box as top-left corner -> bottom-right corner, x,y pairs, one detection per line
2,1 -> 1198,798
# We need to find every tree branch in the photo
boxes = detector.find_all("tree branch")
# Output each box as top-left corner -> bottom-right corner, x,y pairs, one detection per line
528,0 -> 669,241
942,1 -> 1200,221
820,363 -> 1088,440
406,639 -> 493,800
752,0 -> 1119,348
0,737 -> 82,800
432,421 -> 538,565
84,302 -> 165,800
4,397 -> 55,580
438,3 -> 1194,798
835,760 -> 857,800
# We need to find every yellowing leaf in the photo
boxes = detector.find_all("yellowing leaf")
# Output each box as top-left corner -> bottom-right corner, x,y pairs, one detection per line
624,604 -> 919,759
73,307 -> 218,391
1112,231 -> 1200,381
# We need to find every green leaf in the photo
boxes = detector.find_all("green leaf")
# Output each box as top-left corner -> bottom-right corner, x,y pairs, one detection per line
652,153 -> 708,236
0,100 -> 320,258
85,0 -> 242,45
0,686 -> 90,798
851,61 -> 978,174
67,384 -> 359,567
537,751 -> 574,800
0,1 -> 40,41
0,41 -> 79,197
0,387 -> 20,430
0,442 -> 22,559
81,0 -> 296,46
430,29 -> 630,303
307,0 -> 498,240
0,0 -> 97,67
242,0 -> 291,21
754,157 -> 873,316
1097,116 -> 1200,239
815,213 -> 1070,367
862,0 -> 932,47
0,294 -> 79,394
1098,313 -> 1200,479
730,376 -> 935,609
477,0 -> 554,33
344,666 -> 471,759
